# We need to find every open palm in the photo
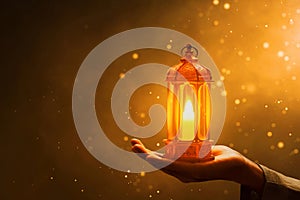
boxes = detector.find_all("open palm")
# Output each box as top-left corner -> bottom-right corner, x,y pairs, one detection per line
131,138 -> 264,192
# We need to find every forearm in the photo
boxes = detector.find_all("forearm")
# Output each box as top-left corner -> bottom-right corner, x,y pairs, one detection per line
241,164 -> 300,199
223,155 -> 265,194
218,151 -> 265,193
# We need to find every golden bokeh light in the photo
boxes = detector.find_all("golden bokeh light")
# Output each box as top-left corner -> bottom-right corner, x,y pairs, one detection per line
212,0 -> 219,6
267,131 -> 273,137
277,141 -> 285,149
132,53 -> 139,59
223,3 -> 230,10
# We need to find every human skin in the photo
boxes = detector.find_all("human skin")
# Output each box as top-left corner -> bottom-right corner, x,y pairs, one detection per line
131,138 -> 265,193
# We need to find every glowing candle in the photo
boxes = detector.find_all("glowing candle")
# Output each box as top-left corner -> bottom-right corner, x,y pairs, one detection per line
181,100 -> 195,141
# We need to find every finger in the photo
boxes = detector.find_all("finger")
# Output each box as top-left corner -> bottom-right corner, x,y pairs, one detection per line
131,138 -> 143,146
131,139 -> 155,155
132,144 -> 148,153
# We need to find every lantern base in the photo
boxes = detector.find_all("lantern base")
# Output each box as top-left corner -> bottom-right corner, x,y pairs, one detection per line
164,140 -> 214,162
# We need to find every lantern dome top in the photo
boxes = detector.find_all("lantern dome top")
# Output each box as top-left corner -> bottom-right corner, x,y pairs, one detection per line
166,44 -> 212,83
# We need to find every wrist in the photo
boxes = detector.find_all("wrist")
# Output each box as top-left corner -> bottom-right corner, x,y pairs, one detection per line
241,157 -> 265,193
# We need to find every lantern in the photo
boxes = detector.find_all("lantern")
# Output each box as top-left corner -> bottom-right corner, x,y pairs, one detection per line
165,44 -> 214,161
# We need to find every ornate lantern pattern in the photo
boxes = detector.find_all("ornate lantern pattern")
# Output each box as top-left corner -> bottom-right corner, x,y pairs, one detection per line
165,44 -> 214,161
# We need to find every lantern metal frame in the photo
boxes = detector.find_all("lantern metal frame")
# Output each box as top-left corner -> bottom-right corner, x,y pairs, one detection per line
164,44 -> 214,162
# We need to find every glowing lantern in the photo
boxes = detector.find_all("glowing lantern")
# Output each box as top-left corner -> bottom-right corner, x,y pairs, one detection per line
165,44 -> 214,161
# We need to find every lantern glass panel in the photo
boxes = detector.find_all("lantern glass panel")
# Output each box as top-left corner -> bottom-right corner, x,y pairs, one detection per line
167,81 -> 211,142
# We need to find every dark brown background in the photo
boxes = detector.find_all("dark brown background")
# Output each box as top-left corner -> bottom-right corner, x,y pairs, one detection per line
2,0 -> 300,199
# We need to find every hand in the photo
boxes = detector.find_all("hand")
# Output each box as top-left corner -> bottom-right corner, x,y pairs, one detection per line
131,139 -> 265,193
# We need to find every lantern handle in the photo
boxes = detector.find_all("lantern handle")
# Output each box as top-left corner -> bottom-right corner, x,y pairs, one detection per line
181,44 -> 198,58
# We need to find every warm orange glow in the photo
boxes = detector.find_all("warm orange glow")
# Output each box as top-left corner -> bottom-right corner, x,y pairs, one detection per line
180,100 -> 195,141
166,84 -> 180,141
197,83 -> 211,140
183,100 -> 194,119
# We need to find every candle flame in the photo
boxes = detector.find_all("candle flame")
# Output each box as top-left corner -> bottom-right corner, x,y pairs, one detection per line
181,100 -> 195,141
183,100 -> 194,120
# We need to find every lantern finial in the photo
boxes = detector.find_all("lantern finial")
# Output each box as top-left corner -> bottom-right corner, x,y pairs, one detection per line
181,44 -> 198,62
